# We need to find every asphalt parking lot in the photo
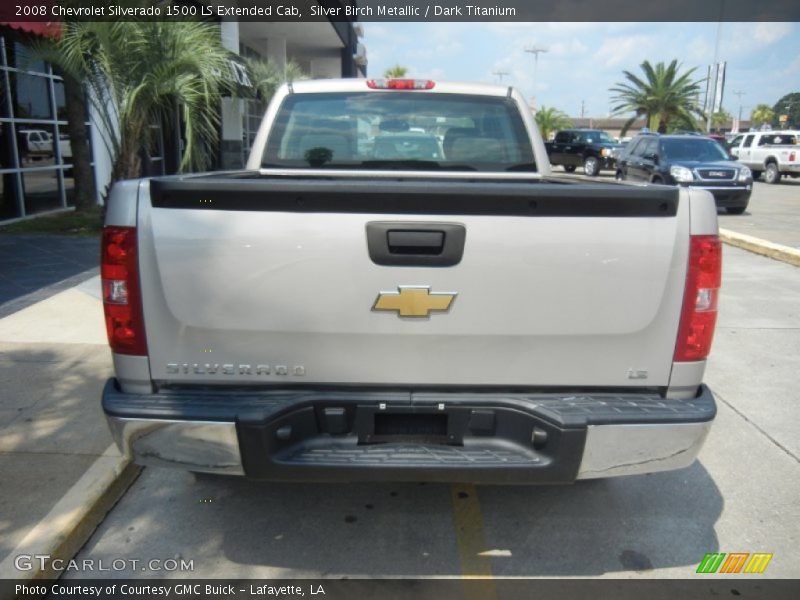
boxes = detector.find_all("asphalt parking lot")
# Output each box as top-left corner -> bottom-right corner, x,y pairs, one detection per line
66,245 -> 800,580
574,170 -> 800,248
716,177 -> 800,249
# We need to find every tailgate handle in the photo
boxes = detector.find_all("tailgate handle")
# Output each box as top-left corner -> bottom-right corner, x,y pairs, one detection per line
366,222 -> 466,267
388,230 -> 445,255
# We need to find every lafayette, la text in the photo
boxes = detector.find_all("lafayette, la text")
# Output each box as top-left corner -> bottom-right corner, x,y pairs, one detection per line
18,584 -> 324,597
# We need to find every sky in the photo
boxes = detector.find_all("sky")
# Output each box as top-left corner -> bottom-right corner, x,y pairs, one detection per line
362,22 -> 800,119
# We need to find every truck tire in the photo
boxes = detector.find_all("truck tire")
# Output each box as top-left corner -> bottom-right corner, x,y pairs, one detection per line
563,165 -> 576,173
727,206 -> 747,215
764,162 -> 781,184
583,156 -> 600,176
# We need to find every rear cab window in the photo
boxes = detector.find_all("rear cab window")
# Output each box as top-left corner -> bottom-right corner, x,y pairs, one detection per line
554,131 -> 572,144
262,92 -> 535,172
639,138 -> 658,158
758,133 -> 798,146
580,131 -> 614,144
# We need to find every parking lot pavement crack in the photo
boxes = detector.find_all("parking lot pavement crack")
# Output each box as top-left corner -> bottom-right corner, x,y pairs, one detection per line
715,391 -> 800,464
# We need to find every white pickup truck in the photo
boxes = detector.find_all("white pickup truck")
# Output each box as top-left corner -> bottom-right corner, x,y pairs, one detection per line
101,79 -> 719,483
728,130 -> 799,184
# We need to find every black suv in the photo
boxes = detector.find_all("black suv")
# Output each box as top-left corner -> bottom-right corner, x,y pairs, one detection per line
616,134 -> 753,214
545,129 -> 622,176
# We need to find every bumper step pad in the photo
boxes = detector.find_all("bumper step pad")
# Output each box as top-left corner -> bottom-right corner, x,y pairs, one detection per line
286,442 -> 541,467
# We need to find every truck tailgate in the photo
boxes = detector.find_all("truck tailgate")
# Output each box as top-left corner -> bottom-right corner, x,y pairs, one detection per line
137,177 -> 687,388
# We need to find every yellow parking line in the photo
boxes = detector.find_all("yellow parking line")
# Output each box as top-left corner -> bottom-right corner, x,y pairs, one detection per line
450,483 -> 497,600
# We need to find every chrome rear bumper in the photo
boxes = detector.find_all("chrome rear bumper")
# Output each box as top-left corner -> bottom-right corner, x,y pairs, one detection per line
104,380 -> 715,482
106,417 -> 244,475
577,421 -> 711,479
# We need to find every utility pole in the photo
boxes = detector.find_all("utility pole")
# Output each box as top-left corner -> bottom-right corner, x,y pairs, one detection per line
733,90 -> 745,121
581,100 -> 585,119
524,44 -> 548,109
492,70 -> 509,84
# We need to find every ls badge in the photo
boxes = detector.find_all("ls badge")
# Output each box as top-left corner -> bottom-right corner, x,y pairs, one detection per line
372,286 -> 457,318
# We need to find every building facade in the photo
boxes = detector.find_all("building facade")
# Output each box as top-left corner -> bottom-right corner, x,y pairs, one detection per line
218,19 -> 366,170
0,11 -> 366,223
568,118 -> 753,141
0,24 -> 91,222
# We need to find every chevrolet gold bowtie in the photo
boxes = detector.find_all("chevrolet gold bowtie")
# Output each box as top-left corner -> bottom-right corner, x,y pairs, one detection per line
372,286 -> 457,318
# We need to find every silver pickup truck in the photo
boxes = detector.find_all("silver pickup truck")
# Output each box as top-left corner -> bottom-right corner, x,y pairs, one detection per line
101,78 -> 719,483
728,130 -> 799,184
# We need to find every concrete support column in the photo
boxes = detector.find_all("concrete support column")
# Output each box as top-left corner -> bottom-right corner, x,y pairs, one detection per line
220,21 -> 239,53
310,58 -> 341,79
219,22 -> 244,168
267,37 -> 287,70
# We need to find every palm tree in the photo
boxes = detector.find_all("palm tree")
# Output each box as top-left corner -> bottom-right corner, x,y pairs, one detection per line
610,60 -> 705,135
750,104 -> 775,129
771,93 -> 799,129
383,64 -> 409,78
710,109 -> 732,131
244,58 -> 307,103
534,106 -> 572,140
35,21 -> 231,185
61,72 -> 97,212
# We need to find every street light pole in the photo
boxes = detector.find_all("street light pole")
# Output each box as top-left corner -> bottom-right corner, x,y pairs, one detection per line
524,44 -> 548,109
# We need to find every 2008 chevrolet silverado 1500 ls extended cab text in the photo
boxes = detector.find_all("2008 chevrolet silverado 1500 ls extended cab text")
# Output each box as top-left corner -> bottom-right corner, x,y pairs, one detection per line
101,78 -> 719,483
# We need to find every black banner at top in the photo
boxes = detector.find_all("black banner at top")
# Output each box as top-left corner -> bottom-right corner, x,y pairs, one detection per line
2,0 -> 800,23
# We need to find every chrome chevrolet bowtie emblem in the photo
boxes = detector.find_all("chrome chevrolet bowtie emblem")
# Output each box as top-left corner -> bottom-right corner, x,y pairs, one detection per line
372,286 -> 457,318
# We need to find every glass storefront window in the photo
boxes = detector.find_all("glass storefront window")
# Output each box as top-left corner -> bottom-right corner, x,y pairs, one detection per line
16,124 -> 56,168
54,79 -> 67,121
0,172 -> 22,220
5,39 -> 47,73
1,122 -> 17,169
22,170 -> 62,215
1,30 -> 94,221
11,72 -> 52,120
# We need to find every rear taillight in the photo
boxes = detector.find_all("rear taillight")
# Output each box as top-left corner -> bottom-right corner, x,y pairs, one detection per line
101,226 -> 147,355
366,78 -> 435,90
674,235 -> 722,362
790,151 -> 796,162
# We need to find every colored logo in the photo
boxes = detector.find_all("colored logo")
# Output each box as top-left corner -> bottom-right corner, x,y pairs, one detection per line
372,286 -> 456,318
696,552 -> 773,574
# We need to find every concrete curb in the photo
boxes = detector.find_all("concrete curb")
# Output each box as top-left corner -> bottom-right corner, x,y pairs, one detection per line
0,445 -> 141,583
719,228 -> 800,268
